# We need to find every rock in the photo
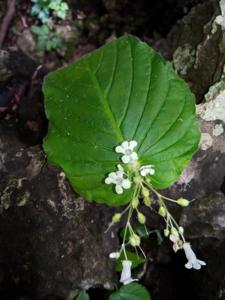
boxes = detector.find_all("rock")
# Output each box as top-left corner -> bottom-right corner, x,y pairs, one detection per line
17,29 -> 36,55
148,1 -> 225,102
179,192 -> 225,300
0,121 -> 119,299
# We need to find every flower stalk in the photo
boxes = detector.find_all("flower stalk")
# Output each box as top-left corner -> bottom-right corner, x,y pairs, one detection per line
107,140 -> 206,284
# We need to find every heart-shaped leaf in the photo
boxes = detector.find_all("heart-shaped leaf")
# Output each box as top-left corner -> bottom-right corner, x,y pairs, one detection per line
43,35 -> 200,206
108,283 -> 151,300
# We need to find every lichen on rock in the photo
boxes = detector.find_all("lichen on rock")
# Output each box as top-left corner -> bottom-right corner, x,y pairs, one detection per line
173,43 -> 196,75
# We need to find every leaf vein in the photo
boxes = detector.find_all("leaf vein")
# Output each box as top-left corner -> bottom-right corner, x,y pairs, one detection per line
142,91 -> 188,157
86,58 -> 124,141
131,53 -> 154,140
118,39 -> 134,127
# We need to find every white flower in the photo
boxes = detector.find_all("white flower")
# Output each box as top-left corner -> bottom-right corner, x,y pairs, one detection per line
105,165 -> 131,194
170,234 -> 183,252
215,0 -> 225,30
183,242 -> 206,270
119,260 -> 138,285
115,141 -> 138,164
109,252 -> 120,259
139,165 -> 155,176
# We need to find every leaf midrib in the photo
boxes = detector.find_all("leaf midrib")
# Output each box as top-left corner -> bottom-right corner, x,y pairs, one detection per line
86,60 -> 124,142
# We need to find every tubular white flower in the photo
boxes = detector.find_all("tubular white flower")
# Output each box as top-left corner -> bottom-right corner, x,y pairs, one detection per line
183,242 -> 206,270
105,165 -> 131,194
115,140 -> 138,164
119,260 -> 138,285
139,165 -> 155,176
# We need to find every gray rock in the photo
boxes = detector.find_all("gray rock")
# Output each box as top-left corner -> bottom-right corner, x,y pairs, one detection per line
0,122 -> 118,299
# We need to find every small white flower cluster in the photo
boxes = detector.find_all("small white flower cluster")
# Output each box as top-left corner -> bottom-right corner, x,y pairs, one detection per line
105,140 -> 155,194
105,164 -> 131,194
115,140 -> 138,164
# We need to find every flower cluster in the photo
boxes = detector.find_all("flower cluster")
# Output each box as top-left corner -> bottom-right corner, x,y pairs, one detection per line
105,140 -> 155,194
105,140 -> 206,285
105,165 -> 131,194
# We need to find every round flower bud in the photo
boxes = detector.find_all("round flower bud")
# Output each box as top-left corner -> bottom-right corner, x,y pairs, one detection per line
177,198 -> 189,207
143,197 -> 151,207
158,206 -> 166,217
137,212 -> 146,224
129,234 -> 141,247
112,213 -> 122,223
171,227 -> 179,237
178,226 -> 184,234
131,197 -> 139,209
164,228 -> 170,237
142,187 -> 149,198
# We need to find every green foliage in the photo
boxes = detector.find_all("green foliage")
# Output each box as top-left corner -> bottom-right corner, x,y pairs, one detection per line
74,291 -> 89,300
31,0 -> 68,23
108,283 -> 151,300
31,25 -> 64,52
43,35 -> 200,206
49,0 -> 69,19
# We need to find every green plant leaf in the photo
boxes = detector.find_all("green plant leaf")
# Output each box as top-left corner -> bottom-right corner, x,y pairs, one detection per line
108,283 -> 150,300
43,35 -> 200,206
116,250 -> 145,272
74,291 -> 89,300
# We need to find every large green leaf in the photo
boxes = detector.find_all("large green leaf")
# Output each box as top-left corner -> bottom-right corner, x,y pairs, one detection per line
108,283 -> 151,300
43,35 -> 200,206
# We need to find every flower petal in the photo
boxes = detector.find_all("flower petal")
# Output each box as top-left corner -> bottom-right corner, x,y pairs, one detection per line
173,244 -> 179,253
115,145 -> 125,154
122,155 -> 130,163
116,171 -> 124,178
122,179 -> 131,189
185,261 -> 193,269
149,168 -> 155,175
122,278 -> 138,285
109,172 -> 117,181
192,261 -> 201,270
105,177 -> 112,184
129,140 -> 137,150
169,234 -> 178,243
197,259 -> 206,266
121,141 -> 129,149
117,164 -> 124,172
140,169 -> 147,176
115,185 -> 123,194
131,152 -> 138,161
